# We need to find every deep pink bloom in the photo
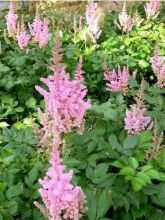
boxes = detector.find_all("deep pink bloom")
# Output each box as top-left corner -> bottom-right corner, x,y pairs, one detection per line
29,9 -> 50,48
151,47 -> 165,88
38,150 -> 86,220
104,66 -> 137,93
144,0 -> 161,20
16,22 -> 31,49
124,104 -> 151,134
5,3 -> 18,37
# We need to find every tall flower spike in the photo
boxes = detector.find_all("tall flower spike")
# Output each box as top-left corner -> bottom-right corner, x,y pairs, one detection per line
115,4 -> 134,33
104,65 -> 137,94
144,0 -> 161,21
35,30 -> 91,147
85,0 -> 102,43
151,47 -> 165,88
124,80 -> 152,134
29,6 -> 50,48
16,18 -> 31,49
5,3 -> 18,37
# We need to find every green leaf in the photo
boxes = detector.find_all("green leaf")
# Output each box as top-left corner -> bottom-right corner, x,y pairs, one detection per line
104,109 -> 117,121
120,167 -> 136,176
129,157 -> 139,169
112,161 -> 124,168
138,60 -> 149,68
137,172 -> 151,184
123,135 -> 138,149
0,122 -> 9,128
6,183 -> 24,198
86,190 -> 97,220
97,190 -> 112,218
108,134 -> 121,151
28,167 -> 38,184
146,169 -> 160,180
26,98 -> 37,109
131,178 -> 143,192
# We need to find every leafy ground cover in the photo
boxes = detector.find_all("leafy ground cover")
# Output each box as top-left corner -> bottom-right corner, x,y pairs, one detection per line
0,1 -> 165,220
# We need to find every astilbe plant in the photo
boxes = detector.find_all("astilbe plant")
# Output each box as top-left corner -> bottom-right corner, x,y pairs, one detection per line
34,29 -> 89,220
151,47 -> 165,88
124,81 -> 152,134
104,65 -> 137,94
29,6 -> 50,48
5,3 -> 18,37
84,0 -> 102,43
144,0 -> 161,21
16,19 -> 31,49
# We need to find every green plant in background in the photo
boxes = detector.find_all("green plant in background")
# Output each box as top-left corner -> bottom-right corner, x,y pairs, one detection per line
0,127 -> 49,219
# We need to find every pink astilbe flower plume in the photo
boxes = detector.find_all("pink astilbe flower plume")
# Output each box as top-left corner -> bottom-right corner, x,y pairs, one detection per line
124,80 -> 152,134
144,0 -> 161,21
37,150 -> 86,220
34,29 -> 88,219
5,3 -> 18,37
16,19 -> 31,49
35,29 -> 91,139
29,6 -> 50,48
151,47 -> 165,88
104,65 -> 137,94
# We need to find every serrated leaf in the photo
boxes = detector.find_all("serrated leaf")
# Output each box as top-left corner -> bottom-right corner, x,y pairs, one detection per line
137,172 -> 151,184
28,167 -> 38,184
123,135 -> 138,149
97,190 -> 112,218
146,169 -> 160,180
6,183 -> 24,198
120,167 -> 136,176
112,161 -> 124,168
131,178 -> 143,192
129,157 -> 139,169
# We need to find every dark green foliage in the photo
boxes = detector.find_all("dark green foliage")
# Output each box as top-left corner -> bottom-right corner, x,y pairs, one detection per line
0,127 -> 48,219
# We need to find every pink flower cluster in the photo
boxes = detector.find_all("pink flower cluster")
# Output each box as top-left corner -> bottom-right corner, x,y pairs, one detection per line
39,150 -> 86,220
124,104 -> 151,134
29,9 -> 50,48
104,65 -> 137,94
151,47 -> 165,88
117,10 -> 134,33
16,21 -> 31,49
85,0 -> 102,43
5,3 -> 50,49
5,3 -> 18,37
36,32 -> 91,134
144,0 -> 161,20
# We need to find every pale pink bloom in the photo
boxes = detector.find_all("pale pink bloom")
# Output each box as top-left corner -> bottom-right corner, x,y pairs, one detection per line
38,150 -> 86,220
29,9 -> 50,48
118,10 -> 133,33
144,0 -> 161,20
16,22 -> 31,49
151,47 -> 165,88
85,0 -> 102,43
115,6 -> 134,33
124,105 -> 151,134
5,3 -> 18,37
104,66 -> 137,93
